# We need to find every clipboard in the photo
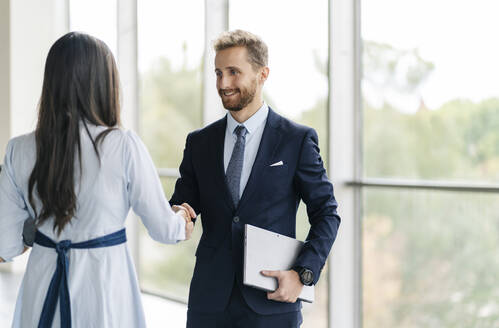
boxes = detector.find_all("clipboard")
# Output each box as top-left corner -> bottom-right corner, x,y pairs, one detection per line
243,224 -> 314,303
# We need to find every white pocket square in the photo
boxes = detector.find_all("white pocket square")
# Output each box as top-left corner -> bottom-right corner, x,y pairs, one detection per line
270,161 -> 284,167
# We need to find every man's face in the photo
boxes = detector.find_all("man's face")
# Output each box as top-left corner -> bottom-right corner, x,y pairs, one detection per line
215,46 -> 261,111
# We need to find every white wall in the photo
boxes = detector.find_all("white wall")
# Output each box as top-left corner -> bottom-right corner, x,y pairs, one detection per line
10,0 -> 69,138
0,0 -> 69,273
0,0 -> 11,160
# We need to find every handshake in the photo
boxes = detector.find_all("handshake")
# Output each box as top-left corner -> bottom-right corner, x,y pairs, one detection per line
172,203 -> 196,241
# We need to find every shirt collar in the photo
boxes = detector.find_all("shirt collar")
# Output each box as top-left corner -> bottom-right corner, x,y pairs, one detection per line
226,102 -> 269,136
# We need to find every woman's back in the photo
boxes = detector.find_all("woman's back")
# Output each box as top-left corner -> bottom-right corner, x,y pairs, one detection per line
14,124 -> 130,242
1,124 -> 185,328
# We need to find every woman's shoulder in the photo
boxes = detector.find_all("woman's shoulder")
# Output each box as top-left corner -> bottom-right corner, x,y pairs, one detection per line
83,124 -> 133,147
96,127 -> 145,157
2,132 -> 36,180
5,132 -> 36,157
103,127 -> 141,146
8,131 -> 35,144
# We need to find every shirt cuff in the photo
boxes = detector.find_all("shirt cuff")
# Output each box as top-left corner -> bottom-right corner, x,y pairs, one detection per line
0,243 -> 24,263
175,212 -> 186,243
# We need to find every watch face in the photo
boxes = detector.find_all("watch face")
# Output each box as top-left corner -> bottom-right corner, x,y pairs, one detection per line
302,270 -> 313,285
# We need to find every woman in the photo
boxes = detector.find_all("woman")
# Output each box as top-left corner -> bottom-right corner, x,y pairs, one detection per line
0,32 -> 195,327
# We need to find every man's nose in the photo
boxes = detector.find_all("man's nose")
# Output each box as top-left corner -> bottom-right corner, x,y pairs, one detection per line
218,75 -> 232,90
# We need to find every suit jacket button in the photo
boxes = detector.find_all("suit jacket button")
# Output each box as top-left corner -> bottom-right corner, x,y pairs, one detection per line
233,216 -> 240,223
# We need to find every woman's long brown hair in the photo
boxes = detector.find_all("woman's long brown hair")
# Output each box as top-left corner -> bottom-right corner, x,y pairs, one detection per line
28,32 -> 121,235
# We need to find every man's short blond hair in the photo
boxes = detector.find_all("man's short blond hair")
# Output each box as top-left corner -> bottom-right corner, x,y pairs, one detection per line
213,29 -> 268,70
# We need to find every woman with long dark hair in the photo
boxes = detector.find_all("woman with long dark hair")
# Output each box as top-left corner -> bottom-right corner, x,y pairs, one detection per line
0,32 -> 194,327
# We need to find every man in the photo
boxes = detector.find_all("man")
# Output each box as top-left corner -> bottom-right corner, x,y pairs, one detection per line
170,29 -> 340,327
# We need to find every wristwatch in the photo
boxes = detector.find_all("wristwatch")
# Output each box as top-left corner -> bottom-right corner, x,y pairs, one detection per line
292,266 -> 314,286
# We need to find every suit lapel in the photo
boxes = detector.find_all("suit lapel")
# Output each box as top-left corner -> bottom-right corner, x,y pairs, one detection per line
237,108 -> 282,213
211,116 -> 236,211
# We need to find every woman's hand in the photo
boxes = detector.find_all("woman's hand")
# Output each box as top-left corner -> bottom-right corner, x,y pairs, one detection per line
175,203 -> 197,220
172,204 -> 195,240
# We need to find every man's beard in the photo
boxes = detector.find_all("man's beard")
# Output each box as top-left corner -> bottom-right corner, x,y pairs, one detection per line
219,79 -> 257,111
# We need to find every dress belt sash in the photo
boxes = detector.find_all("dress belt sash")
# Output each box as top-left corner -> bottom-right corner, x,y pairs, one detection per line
34,228 -> 127,328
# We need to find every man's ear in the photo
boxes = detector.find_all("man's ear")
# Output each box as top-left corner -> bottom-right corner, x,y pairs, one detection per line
259,66 -> 269,83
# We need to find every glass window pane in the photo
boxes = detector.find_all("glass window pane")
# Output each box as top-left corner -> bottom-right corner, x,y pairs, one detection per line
363,188 -> 499,327
137,0 -> 204,300
362,0 -> 499,182
229,1 -> 329,326
69,0 -> 117,55
138,0 -> 204,168
139,176 -> 202,301
229,0 -> 329,161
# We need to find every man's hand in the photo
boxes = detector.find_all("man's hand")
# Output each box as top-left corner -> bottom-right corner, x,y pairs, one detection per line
180,203 -> 197,221
260,269 -> 304,303
172,204 -> 195,240
172,203 -> 197,220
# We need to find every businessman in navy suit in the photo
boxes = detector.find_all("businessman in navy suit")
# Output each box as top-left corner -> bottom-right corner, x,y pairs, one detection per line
170,30 -> 341,328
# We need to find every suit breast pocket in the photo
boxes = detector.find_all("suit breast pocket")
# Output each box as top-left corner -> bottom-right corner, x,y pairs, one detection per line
266,164 -> 288,176
260,164 -> 291,196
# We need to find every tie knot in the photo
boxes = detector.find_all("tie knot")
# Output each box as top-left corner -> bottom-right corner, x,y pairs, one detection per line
234,125 -> 247,138
55,240 -> 72,253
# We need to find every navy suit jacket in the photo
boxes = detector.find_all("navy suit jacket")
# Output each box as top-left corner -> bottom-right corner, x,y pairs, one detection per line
170,108 -> 340,315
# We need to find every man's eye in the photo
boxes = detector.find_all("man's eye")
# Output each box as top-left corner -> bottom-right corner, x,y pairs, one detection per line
230,70 -> 238,75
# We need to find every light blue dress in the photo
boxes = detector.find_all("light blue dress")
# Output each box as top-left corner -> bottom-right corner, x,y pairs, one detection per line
0,123 -> 186,327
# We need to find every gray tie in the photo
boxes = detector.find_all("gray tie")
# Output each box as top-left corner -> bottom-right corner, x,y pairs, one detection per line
226,125 -> 247,208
